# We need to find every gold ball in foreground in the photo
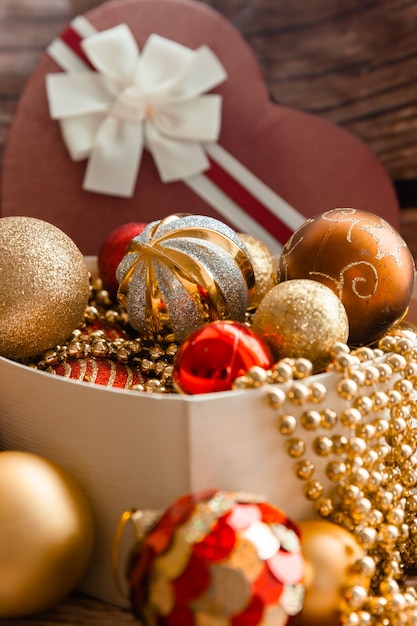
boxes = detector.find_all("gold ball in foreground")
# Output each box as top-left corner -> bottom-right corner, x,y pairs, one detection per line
0,216 -> 90,360
238,233 -> 278,309
0,451 -> 94,617
297,519 -> 370,626
252,279 -> 349,372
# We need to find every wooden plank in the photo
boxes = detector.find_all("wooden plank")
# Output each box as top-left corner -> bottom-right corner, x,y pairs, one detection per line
1,593 -> 138,626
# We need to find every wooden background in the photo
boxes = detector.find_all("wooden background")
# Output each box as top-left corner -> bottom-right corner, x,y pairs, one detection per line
2,0 -> 417,623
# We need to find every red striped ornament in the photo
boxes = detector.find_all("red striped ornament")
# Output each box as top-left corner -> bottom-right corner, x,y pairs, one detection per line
48,358 -> 144,390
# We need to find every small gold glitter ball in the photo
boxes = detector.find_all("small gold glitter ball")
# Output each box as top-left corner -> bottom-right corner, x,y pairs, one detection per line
0,216 -> 90,360
252,279 -> 349,371
238,233 -> 277,310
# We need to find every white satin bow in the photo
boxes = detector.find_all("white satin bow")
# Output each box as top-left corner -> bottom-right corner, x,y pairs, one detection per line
46,25 -> 227,197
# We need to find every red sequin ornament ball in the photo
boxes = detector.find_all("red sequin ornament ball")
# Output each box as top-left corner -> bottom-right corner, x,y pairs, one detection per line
127,490 -> 305,626
173,320 -> 274,394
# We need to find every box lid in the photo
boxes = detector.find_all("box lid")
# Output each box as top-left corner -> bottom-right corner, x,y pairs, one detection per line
1,0 -> 400,255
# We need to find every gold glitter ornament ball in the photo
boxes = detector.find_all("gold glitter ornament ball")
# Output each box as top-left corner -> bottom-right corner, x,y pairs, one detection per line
279,207 -> 415,346
0,451 -> 94,618
0,216 -> 90,360
252,279 -> 349,372
297,520 -> 370,626
238,232 -> 278,310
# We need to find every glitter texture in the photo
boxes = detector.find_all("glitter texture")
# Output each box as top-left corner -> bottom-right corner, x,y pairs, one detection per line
0,216 -> 90,360
252,279 -> 349,372
116,214 -> 255,342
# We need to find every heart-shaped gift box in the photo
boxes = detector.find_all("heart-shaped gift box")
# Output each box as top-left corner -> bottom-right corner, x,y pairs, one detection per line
1,0 -> 400,255
0,0 -> 410,610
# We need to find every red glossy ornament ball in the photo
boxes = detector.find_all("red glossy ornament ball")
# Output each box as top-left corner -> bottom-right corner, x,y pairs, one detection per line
173,321 -> 274,394
98,222 -> 147,295
279,208 -> 415,345
127,490 -> 305,626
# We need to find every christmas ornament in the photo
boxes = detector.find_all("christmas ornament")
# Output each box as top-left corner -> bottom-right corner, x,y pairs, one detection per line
48,358 -> 145,390
173,320 -> 274,394
297,520 -> 370,626
252,279 -> 349,372
0,451 -> 94,617
116,214 -> 255,342
0,216 -> 90,360
238,233 -> 278,310
27,275 -> 179,393
125,490 -> 304,625
279,207 -> 415,346
98,222 -> 147,296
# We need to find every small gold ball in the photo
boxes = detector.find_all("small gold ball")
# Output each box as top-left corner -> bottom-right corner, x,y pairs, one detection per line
340,407 -> 363,429
295,459 -> 316,480
252,279 -> 349,372
271,359 -> 294,383
293,357 -> 314,379
277,413 -> 297,435
313,436 -> 333,456
267,387 -> 286,409
301,409 -> 322,431
321,408 -> 338,429
287,382 -> 311,405
304,480 -> 324,500
286,438 -> 305,458
326,460 -> 347,482
309,382 -> 327,404
353,396 -> 374,416
337,378 -> 359,401
315,497 -> 334,517
344,584 -> 368,610
354,527 -> 377,550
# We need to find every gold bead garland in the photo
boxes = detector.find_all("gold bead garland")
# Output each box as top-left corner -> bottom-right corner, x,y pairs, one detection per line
25,276 -> 180,393
233,325 -> 417,625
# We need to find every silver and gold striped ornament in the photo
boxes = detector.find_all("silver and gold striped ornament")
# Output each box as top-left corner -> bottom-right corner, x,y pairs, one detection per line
116,214 -> 255,342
